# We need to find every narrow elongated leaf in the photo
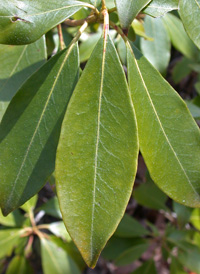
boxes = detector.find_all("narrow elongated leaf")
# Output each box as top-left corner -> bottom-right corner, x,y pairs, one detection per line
115,0 -> 151,29
143,0 -> 178,17
140,16 -> 171,75
41,238 -> 81,274
0,0 -> 90,44
132,260 -> 157,274
0,37 -> 46,121
127,43 -> 200,207
179,0 -> 200,50
0,43 -> 79,215
56,34 -> 138,267
115,214 -> 148,238
162,14 -> 200,61
6,255 -> 34,274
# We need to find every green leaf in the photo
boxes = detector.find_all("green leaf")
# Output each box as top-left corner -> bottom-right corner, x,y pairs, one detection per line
0,229 -> 23,258
179,0 -> 200,50
190,208 -> 200,230
41,237 -> 81,274
131,260 -> 157,274
39,197 -> 62,219
177,241 -> 200,274
0,209 -> 24,227
114,240 -> 149,266
172,57 -> 193,84
127,43 -> 200,208
115,213 -> 149,238
6,255 -> 34,274
140,16 -> 171,75
133,173 -> 168,211
170,257 -> 187,274
20,195 -> 38,213
0,43 -> 79,215
0,1 -> 90,44
0,37 -> 46,122
173,202 -> 192,228
162,14 -> 200,61
115,0 -> 151,29
186,101 -> 200,120
79,31 -> 102,63
143,0 -> 178,17
56,34 -> 139,267
48,222 -> 71,240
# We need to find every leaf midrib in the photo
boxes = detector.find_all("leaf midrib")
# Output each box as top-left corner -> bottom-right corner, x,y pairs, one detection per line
5,44 -> 75,209
90,32 -> 108,259
128,43 -> 200,199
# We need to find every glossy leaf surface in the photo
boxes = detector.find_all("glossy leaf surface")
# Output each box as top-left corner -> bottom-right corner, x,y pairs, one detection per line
0,210 -> 24,227
41,238 -> 81,274
0,43 -> 79,215
56,35 -> 138,267
0,37 -> 46,121
0,0 -> 89,44
140,16 -> 170,75
179,0 -> 200,50
127,43 -> 200,207
143,0 -> 178,17
115,0 -> 151,29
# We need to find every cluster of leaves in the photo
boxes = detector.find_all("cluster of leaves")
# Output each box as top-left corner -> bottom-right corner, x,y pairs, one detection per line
0,0 -> 200,270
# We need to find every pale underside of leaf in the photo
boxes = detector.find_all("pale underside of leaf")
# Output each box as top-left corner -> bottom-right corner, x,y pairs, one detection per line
127,43 -> 200,207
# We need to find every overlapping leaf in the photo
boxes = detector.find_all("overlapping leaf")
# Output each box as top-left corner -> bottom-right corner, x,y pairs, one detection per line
143,0 -> 178,17
127,43 -> 200,207
115,0 -> 151,29
0,43 -> 79,215
179,0 -> 200,50
41,237 -> 81,274
0,0 -> 91,44
162,14 -> 200,62
140,16 -> 171,75
0,37 -> 46,121
56,33 -> 138,267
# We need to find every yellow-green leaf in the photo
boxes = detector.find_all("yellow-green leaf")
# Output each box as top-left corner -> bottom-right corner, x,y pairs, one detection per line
127,43 -> 200,207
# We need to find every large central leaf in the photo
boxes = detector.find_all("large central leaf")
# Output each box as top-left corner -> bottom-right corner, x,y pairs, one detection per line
0,43 -> 79,215
0,0 -> 90,44
127,43 -> 200,207
56,34 -> 138,267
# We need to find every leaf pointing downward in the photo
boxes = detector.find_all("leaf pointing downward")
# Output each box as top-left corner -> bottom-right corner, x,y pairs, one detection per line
0,43 -> 79,215
56,35 -> 138,267
127,43 -> 200,207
